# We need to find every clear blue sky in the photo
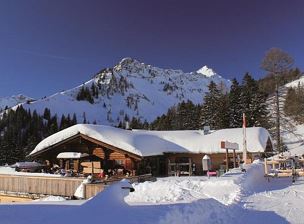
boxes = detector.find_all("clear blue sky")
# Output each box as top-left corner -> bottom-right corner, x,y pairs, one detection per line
1,0 -> 304,98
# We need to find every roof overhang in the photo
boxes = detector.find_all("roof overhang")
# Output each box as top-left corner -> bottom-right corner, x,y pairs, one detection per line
28,133 -> 142,161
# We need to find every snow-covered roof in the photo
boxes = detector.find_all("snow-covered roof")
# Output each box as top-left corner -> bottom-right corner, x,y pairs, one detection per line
11,161 -> 44,169
30,124 -> 272,157
57,152 -> 89,159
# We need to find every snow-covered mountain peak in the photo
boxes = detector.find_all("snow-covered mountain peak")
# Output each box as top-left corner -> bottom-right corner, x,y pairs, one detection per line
0,94 -> 34,111
117,57 -> 136,68
196,65 -> 217,77
14,58 -> 231,125
114,57 -> 145,73
13,94 -> 33,101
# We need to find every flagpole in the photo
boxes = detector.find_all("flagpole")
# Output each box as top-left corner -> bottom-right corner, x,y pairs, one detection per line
243,113 -> 247,164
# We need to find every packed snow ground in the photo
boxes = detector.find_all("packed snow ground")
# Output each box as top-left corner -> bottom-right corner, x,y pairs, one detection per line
0,161 -> 303,223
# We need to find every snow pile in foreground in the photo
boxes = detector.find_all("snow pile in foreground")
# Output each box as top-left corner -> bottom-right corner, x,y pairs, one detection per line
233,160 -> 266,194
0,163 -> 295,223
35,196 -> 66,202
125,176 -> 240,205
126,161 -> 269,206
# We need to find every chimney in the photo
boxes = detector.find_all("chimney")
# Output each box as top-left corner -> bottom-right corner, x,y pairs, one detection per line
125,121 -> 131,130
203,126 -> 210,135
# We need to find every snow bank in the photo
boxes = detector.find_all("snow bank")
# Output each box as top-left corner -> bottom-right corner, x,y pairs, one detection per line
158,198 -> 240,224
126,161 -> 275,207
235,161 -> 267,194
0,169 -> 291,224
126,176 -> 241,206
0,166 -> 16,174
35,196 -> 66,202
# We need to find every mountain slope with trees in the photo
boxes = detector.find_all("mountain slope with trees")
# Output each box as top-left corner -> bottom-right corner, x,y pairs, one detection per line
149,73 -> 269,131
15,58 -> 230,126
0,107 -> 77,164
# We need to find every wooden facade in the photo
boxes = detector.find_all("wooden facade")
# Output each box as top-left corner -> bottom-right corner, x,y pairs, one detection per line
143,152 -> 254,176
30,133 -> 141,176
30,132 -> 273,177
143,136 -> 273,176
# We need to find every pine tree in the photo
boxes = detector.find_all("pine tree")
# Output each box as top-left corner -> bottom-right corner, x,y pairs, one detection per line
130,117 -> 143,129
76,86 -> 94,104
59,114 -> 65,130
143,120 -> 150,130
240,73 -> 269,128
91,83 -> 96,97
83,112 -> 87,124
72,113 -> 77,125
66,114 -> 71,126
229,78 -> 243,128
49,115 -> 58,135
200,81 -> 227,130
43,108 -> 51,120
217,93 -> 230,129
175,100 -> 201,130
0,106 -> 65,164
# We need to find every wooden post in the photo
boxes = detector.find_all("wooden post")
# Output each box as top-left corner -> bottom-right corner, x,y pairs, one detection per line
84,183 -> 87,199
78,159 -> 80,173
189,158 -> 192,176
264,158 -> 268,175
226,148 -> 229,172
233,149 -> 236,168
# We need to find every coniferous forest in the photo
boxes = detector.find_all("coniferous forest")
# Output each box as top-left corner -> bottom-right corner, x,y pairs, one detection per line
0,107 -> 77,165
149,73 -> 270,131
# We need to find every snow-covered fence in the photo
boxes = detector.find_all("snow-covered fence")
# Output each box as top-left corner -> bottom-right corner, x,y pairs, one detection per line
84,183 -> 104,199
0,173 -> 155,199
0,174 -> 84,198
85,174 -> 155,198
